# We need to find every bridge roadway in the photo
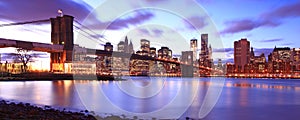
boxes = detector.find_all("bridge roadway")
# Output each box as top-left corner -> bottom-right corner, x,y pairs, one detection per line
0,38 -> 63,52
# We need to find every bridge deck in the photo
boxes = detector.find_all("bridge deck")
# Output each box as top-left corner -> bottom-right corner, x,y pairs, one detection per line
0,38 -> 63,52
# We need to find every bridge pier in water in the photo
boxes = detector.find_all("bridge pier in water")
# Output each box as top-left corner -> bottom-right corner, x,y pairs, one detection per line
181,64 -> 194,77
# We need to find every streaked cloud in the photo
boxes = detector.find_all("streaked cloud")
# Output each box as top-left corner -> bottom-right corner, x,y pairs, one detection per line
221,1 -> 300,35
259,38 -> 283,43
184,16 -> 208,30
86,11 -> 155,30
0,0 -> 92,22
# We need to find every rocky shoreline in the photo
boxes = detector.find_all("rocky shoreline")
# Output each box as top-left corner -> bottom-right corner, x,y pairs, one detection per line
0,100 -> 96,120
0,100 -> 127,120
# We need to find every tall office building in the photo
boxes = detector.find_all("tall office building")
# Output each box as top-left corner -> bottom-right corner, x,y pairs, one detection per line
292,48 -> 300,71
140,39 -> 150,56
190,38 -> 198,61
234,38 -> 250,72
158,47 -> 172,59
199,34 -> 211,67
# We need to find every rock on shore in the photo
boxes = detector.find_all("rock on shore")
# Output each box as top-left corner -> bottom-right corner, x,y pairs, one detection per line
0,100 -> 98,120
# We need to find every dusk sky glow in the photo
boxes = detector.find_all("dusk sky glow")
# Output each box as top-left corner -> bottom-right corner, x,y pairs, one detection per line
0,0 -> 299,66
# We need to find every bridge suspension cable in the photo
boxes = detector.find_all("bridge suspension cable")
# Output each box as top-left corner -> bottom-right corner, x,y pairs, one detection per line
0,19 -> 50,27
73,19 -> 113,45
73,25 -> 106,45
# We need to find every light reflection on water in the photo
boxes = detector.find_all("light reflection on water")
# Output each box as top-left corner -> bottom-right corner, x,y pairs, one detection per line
0,77 -> 300,119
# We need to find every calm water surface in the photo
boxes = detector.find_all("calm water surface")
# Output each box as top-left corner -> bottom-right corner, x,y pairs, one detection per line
1,77 -> 300,119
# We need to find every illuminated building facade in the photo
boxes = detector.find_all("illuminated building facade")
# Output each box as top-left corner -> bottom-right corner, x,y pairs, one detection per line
190,38 -> 198,61
268,47 -> 291,74
130,39 -> 152,75
0,61 -> 23,74
140,39 -> 150,56
246,47 -> 267,73
199,34 -> 212,67
291,48 -> 300,71
234,38 -> 250,73
158,47 -> 172,59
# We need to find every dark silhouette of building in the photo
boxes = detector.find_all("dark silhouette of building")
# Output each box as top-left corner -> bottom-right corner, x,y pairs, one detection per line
104,42 -> 113,51
117,36 -> 134,53
181,51 -> 193,77
150,47 -> 156,58
117,41 -> 125,52
234,38 -> 250,73
50,15 -> 74,71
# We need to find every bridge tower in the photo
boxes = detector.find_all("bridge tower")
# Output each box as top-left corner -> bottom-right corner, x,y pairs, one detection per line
50,15 -> 74,72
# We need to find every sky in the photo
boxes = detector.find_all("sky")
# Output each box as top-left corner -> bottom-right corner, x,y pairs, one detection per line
0,0 -> 300,69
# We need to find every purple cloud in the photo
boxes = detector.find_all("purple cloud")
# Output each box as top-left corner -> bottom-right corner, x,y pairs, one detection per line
184,16 -> 208,30
87,11 -> 155,30
152,29 -> 163,37
0,0 -> 92,22
213,47 -> 273,56
259,38 -> 283,43
220,19 -> 279,34
261,2 -> 300,19
138,28 -> 164,37
213,48 -> 234,53
252,48 -> 273,56
107,11 -> 154,30
221,1 -> 300,35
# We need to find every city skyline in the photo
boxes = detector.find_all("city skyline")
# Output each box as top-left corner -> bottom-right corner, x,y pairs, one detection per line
0,0 -> 300,64
1,1 -> 300,120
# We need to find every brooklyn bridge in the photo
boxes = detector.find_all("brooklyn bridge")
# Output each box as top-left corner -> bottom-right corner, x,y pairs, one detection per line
0,15 -> 222,77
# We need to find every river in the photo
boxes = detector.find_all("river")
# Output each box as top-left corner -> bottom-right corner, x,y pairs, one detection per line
1,77 -> 300,119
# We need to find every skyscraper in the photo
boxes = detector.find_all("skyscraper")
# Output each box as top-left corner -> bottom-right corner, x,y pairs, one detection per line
140,39 -> 150,55
292,48 -> 300,71
190,38 -> 198,61
158,47 -> 172,59
234,38 -> 250,72
200,34 -> 208,58
199,34 -> 211,67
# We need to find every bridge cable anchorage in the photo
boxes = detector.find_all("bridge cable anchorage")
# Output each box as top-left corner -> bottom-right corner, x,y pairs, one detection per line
74,19 -> 113,45
73,25 -> 106,45
0,19 -> 50,27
